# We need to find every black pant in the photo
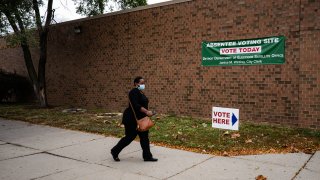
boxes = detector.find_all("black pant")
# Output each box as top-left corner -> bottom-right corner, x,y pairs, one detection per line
111,123 -> 153,159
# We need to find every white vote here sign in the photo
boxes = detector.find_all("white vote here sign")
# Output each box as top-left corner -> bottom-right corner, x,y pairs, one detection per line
212,107 -> 239,130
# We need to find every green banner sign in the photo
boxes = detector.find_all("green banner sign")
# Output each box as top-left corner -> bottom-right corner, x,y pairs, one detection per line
202,36 -> 285,66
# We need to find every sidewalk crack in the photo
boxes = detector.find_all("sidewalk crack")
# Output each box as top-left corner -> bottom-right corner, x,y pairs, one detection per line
43,151 -> 92,164
291,152 -> 316,180
43,151 -> 113,169
4,142 -> 41,151
163,156 -> 214,180
45,136 -> 105,151
30,169 -> 70,180
0,152 -> 43,162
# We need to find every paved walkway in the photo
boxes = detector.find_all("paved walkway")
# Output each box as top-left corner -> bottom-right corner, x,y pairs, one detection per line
0,118 -> 319,180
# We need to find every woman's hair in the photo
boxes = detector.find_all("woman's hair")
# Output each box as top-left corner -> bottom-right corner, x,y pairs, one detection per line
133,76 -> 143,85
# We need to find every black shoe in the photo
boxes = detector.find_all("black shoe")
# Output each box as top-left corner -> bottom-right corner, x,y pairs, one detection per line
111,151 -> 120,162
144,157 -> 158,162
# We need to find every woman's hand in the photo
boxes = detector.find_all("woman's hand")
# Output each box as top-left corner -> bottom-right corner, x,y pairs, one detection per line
146,111 -> 154,117
140,107 -> 154,117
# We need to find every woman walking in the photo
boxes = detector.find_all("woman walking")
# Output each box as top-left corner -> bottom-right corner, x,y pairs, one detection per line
111,76 -> 157,162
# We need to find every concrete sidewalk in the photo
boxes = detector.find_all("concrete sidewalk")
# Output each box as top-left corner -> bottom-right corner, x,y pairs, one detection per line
0,118 -> 319,180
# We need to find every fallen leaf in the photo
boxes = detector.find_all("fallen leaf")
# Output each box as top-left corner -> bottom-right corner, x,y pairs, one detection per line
202,123 -> 208,128
231,133 -> 241,139
245,139 -> 253,143
290,146 -> 299,153
282,144 -> 288,148
223,131 -> 230,136
303,148 -> 313,154
222,151 -> 229,156
255,175 -> 267,180
269,148 -> 276,153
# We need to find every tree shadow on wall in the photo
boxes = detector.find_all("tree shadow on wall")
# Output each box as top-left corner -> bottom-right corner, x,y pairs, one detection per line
0,70 -> 35,103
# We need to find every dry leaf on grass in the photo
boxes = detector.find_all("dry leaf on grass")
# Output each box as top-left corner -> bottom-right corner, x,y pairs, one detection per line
303,148 -> 313,154
231,133 -> 241,139
223,151 -> 229,156
245,139 -> 253,143
269,148 -> 276,153
282,144 -> 288,148
290,146 -> 299,153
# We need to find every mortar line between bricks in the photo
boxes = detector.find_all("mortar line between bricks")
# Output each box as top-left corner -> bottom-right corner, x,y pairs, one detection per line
291,152 -> 315,180
163,156 -> 214,180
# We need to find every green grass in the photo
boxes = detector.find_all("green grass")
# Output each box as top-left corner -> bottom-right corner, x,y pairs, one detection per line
1,103 -> 319,156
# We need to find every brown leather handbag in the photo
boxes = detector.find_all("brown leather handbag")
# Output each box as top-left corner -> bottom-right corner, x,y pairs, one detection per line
129,99 -> 154,132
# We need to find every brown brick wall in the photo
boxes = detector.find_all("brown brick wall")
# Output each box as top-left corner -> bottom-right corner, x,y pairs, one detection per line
1,0 -> 319,128
0,38 -> 38,77
0,38 -> 27,76
298,0 -> 320,128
